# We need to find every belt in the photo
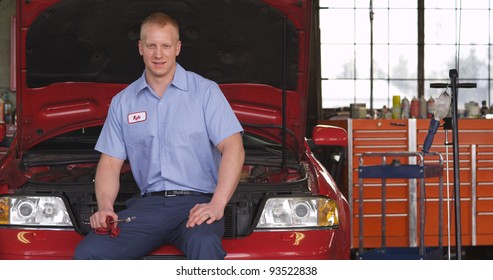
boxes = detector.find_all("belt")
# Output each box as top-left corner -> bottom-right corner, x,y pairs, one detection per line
146,190 -> 212,197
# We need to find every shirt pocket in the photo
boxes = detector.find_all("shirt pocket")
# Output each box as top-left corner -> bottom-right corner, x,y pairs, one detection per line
124,119 -> 154,148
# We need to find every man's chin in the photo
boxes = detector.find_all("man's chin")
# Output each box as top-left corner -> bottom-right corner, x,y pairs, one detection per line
148,69 -> 169,79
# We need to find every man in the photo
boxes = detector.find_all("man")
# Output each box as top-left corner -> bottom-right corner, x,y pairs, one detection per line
74,12 -> 244,260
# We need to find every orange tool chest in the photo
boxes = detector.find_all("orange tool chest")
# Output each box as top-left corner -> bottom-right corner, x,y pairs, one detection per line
320,119 -> 493,250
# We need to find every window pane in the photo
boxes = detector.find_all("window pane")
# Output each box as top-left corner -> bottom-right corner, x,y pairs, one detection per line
460,10 -> 489,44
355,80 -> 371,104
389,80 -> 417,103
458,46 -> 488,79
320,0 -> 355,9
389,45 -> 417,79
373,80 -> 391,108
320,9 -> 354,44
321,44 -> 354,79
372,0 -> 389,9
372,8 -> 389,44
455,80 -> 486,111
389,10 -> 417,44
322,80 -> 355,108
355,9 -> 371,43
490,46 -> 493,79
461,0 -> 490,9
425,0 -> 457,9
491,9 -> 493,44
355,1 -> 371,9
425,80 -> 448,101
425,45 -> 456,79
388,1 -> 417,9
355,45 -> 371,79
373,44 -> 389,79
425,9 -> 456,44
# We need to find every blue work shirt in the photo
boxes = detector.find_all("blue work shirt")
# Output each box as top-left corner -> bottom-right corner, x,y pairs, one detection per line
95,63 -> 243,195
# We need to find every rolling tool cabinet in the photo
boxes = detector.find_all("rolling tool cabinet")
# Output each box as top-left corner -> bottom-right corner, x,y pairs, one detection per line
357,151 -> 444,259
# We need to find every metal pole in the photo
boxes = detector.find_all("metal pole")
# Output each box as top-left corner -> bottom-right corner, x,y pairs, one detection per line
430,69 -> 476,260
449,69 -> 462,259
369,0 -> 374,117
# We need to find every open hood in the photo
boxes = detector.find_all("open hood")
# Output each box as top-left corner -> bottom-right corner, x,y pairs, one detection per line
17,0 -> 314,154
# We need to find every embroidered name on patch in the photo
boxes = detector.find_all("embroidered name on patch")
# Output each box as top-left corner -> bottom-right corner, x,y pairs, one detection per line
128,112 -> 147,124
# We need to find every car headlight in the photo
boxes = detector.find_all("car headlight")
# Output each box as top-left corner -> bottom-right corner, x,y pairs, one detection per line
0,196 -> 73,227
256,197 -> 339,229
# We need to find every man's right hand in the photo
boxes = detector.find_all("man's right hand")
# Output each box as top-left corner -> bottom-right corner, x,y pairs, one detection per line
89,209 -> 118,229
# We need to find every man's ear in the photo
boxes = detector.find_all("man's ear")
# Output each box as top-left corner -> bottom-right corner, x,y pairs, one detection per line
175,40 -> 182,56
138,40 -> 144,56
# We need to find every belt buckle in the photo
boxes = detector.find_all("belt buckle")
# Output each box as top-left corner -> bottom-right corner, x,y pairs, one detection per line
165,191 -> 177,197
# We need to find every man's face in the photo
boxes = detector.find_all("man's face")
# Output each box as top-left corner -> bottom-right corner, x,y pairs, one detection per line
138,23 -> 181,80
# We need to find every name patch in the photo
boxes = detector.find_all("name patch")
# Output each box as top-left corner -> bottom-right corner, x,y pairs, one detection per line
128,112 -> 147,124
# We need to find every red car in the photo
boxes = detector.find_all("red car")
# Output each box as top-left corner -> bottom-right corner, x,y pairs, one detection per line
0,0 -> 350,259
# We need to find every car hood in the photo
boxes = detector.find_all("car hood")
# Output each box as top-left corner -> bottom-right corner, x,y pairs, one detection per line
16,0 -> 314,155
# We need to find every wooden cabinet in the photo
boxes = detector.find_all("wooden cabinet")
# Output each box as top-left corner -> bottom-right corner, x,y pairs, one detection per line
321,119 -> 493,249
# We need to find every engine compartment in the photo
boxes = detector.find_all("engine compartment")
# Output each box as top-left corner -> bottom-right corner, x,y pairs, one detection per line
17,154 -> 310,237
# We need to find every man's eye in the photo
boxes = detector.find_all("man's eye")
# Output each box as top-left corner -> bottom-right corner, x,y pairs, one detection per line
147,45 -> 156,49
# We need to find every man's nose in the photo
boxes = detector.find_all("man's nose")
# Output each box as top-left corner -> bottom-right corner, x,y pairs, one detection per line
154,47 -> 165,57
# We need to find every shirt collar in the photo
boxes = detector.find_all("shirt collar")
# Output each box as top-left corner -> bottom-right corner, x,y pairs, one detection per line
135,63 -> 188,95
135,72 -> 148,94
171,63 -> 188,91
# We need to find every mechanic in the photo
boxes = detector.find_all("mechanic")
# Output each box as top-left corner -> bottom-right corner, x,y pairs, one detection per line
73,12 -> 244,260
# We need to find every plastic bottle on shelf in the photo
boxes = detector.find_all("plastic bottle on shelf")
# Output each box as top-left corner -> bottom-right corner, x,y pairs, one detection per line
427,97 -> 435,118
382,106 -> 392,119
469,102 -> 480,118
392,95 -> 401,119
481,100 -> 489,117
410,96 -> 419,118
401,97 -> 410,119
419,95 -> 427,118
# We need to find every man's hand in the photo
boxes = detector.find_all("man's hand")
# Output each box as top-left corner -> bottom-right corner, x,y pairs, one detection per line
89,209 -> 118,229
186,202 -> 223,228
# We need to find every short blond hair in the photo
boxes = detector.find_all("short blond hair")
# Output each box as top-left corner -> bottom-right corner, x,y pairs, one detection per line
140,12 -> 180,40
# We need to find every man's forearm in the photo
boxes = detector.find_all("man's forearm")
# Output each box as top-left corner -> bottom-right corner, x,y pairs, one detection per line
95,180 -> 119,211
95,154 -> 124,211
212,133 -> 245,209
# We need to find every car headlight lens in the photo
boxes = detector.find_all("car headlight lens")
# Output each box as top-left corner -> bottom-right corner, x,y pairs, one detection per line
0,196 -> 73,226
256,197 -> 339,229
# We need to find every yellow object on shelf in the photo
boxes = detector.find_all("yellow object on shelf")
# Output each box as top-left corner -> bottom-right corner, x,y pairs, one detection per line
392,95 -> 401,119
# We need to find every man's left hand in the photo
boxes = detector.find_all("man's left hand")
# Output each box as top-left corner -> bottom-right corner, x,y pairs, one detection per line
186,202 -> 223,228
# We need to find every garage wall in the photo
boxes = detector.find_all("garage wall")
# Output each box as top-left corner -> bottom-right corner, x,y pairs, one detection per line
0,0 -> 16,106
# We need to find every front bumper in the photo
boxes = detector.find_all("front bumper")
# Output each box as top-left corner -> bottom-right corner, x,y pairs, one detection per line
0,228 -> 349,260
